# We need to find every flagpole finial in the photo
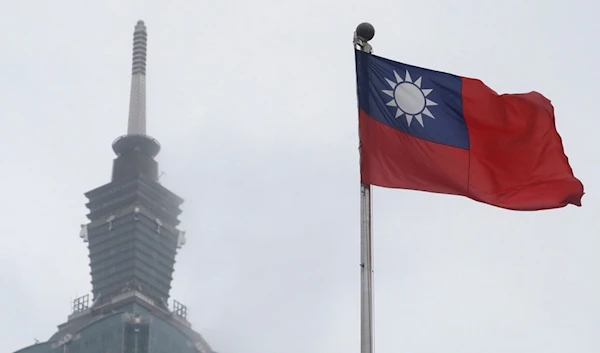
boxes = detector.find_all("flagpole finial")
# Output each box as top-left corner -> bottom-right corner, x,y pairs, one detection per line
355,22 -> 375,42
354,22 -> 375,53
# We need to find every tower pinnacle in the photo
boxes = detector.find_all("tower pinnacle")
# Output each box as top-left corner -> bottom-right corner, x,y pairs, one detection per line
127,20 -> 148,135
111,20 -> 160,181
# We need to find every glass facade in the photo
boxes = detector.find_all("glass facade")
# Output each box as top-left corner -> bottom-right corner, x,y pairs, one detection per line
14,308 -> 212,353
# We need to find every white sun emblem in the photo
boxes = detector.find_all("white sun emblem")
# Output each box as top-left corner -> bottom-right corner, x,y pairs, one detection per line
382,70 -> 438,127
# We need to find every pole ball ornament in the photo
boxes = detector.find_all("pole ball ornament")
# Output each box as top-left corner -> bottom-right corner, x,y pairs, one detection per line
355,22 -> 375,42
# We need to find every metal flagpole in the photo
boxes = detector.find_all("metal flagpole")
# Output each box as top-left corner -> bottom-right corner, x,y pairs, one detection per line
360,182 -> 374,353
354,22 -> 375,353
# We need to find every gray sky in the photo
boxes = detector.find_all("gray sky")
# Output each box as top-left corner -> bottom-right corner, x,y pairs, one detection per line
1,0 -> 598,352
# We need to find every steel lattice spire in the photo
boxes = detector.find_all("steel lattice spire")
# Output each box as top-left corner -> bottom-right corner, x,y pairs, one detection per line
127,20 -> 147,135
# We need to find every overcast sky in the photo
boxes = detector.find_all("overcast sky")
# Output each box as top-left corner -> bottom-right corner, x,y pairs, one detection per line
1,0 -> 598,352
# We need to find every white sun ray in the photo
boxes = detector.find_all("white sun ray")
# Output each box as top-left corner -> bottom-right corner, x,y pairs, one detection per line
422,107 -> 434,118
393,70 -> 403,83
381,69 -> 438,127
414,114 -> 424,126
385,78 -> 396,89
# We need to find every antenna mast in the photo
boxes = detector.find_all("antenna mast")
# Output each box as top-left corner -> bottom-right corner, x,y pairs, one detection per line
127,20 -> 148,135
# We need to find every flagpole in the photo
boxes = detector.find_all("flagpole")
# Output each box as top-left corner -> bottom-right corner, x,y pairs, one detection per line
354,22 -> 375,353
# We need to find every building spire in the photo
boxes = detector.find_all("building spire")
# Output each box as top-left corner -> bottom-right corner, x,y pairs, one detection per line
127,20 -> 147,135
111,20 -> 160,181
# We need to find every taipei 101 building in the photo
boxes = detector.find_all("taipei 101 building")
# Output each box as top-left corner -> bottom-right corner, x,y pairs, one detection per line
14,21 -> 216,353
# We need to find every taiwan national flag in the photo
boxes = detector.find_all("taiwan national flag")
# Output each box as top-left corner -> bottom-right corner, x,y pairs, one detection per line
355,50 -> 584,211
